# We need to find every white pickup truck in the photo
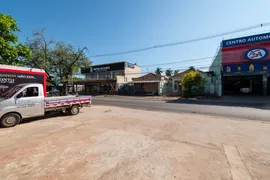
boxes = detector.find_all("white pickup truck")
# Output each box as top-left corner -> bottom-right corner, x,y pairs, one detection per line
0,83 -> 92,127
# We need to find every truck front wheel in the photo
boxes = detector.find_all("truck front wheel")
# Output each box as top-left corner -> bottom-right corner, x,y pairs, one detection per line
69,105 -> 80,115
0,113 -> 21,128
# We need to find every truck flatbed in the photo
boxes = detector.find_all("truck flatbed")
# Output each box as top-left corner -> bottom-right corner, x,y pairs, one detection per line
45,96 -> 91,109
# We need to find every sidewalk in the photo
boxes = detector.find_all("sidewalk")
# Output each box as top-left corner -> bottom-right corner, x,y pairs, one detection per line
94,95 -> 179,101
95,94 -> 270,110
169,95 -> 270,110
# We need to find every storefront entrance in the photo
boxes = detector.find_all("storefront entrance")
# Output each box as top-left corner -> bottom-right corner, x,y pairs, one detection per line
223,75 -> 263,95
74,80 -> 116,95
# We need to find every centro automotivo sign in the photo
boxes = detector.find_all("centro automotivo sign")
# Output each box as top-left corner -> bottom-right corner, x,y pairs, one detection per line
245,47 -> 268,61
222,32 -> 270,48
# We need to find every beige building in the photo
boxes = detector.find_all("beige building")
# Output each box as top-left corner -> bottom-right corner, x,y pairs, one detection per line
80,61 -> 140,95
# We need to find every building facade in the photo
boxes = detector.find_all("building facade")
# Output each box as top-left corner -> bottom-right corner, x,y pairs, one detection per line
80,62 -> 140,94
131,73 -> 171,95
209,48 -> 222,97
171,69 -> 214,96
221,32 -> 270,96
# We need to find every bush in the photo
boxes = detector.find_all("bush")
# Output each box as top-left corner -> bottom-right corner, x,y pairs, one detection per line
181,71 -> 205,98
183,89 -> 192,98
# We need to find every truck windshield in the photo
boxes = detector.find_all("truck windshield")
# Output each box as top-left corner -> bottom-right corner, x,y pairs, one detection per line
1,85 -> 23,99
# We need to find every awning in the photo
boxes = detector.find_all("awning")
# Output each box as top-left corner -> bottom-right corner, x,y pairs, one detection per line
132,80 -> 159,83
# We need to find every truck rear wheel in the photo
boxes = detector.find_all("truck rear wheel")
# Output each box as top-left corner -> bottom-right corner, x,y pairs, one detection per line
69,105 -> 80,115
1,113 -> 21,128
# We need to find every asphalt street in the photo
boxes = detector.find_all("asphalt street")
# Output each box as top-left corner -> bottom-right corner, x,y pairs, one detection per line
93,97 -> 270,121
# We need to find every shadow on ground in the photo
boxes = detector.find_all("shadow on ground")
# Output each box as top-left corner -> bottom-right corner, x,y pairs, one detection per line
166,98 -> 270,110
21,112 -> 70,124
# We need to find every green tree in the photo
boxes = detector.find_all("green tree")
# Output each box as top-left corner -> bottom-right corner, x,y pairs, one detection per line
24,30 -> 91,95
155,67 -> 163,75
165,68 -> 173,77
189,66 -> 195,71
0,13 -> 31,65
173,70 -> 180,75
181,71 -> 205,98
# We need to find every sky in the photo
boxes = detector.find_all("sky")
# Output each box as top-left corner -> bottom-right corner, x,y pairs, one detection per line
2,0 -> 270,73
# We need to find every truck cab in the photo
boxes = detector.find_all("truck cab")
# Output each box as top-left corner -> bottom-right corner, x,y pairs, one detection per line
0,83 -> 45,127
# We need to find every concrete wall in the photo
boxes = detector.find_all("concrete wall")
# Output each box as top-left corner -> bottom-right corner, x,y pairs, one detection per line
209,48 -> 222,97
200,72 -> 212,94
124,65 -> 141,82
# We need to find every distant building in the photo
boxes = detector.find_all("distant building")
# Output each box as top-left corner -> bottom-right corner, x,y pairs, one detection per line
79,61 -> 140,94
131,73 -> 170,95
171,69 -> 214,96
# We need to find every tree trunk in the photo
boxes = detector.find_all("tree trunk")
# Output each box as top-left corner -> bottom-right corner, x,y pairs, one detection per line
60,82 -> 68,96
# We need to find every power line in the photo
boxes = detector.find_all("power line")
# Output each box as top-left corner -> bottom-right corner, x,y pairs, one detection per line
99,65 -> 221,76
140,55 -> 219,67
89,22 -> 270,58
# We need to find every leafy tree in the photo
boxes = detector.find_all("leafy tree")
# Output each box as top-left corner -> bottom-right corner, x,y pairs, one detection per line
155,67 -> 163,75
173,70 -> 180,75
189,66 -> 195,71
24,30 -> 91,95
165,68 -> 173,77
0,13 -> 31,65
181,71 -> 205,97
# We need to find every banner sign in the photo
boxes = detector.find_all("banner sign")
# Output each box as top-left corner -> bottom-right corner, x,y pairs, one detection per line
223,62 -> 270,74
81,62 -> 125,73
0,72 -> 44,96
222,44 -> 270,65
245,47 -> 268,61
222,32 -> 270,48
93,66 -> 110,72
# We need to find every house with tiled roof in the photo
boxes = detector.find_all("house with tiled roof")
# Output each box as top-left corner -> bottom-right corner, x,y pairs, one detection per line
131,73 -> 171,95
171,69 -> 214,96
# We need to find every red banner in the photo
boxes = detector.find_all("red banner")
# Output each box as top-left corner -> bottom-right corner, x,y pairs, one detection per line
222,42 -> 270,66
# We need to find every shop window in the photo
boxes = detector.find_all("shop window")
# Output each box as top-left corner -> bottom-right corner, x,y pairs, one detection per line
17,87 -> 39,98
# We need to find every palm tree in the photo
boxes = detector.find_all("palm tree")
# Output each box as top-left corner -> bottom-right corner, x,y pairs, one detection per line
155,67 -> 163,75
189,66 -> 195,71
165,68 -> 173,77
173,70 -> 180,75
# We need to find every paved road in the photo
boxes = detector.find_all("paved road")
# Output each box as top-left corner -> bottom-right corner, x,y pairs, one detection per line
93,97 -> 270,121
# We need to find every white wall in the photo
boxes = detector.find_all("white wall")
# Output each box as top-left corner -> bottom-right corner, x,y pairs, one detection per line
124,65 -> 141,82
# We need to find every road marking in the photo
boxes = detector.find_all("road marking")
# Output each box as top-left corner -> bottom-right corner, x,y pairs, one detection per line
223,145 -> 252,180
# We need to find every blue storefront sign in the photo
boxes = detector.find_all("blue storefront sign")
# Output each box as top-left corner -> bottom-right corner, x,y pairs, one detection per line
223,62 -> 270,74
222,32 -> 270,48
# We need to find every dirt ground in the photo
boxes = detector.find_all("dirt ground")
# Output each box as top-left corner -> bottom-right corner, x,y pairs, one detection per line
0,106 -> 270,180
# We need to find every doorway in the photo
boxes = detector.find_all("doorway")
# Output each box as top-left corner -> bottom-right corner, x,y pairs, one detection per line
223,75 -> 262,95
